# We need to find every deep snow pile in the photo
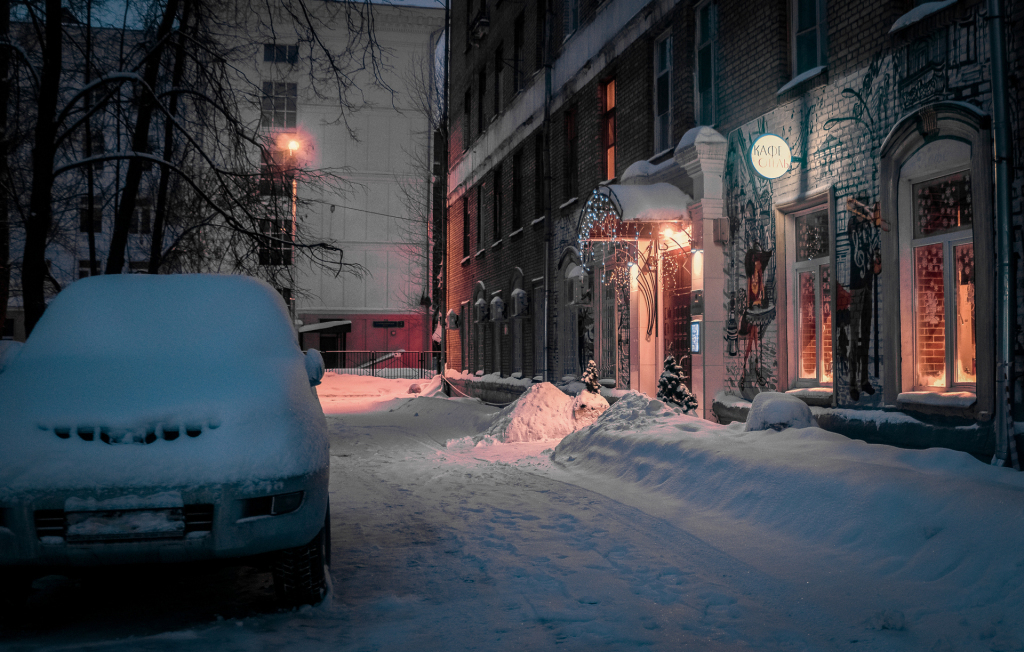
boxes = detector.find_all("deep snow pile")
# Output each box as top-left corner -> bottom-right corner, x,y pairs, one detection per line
316,372 -> 444,414
452,382 -> 609,446
553,390 -> 1024,623
744,391 -> 816,431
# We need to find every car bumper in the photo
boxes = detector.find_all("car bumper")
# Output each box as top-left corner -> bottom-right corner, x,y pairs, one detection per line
0,467 -> 328,571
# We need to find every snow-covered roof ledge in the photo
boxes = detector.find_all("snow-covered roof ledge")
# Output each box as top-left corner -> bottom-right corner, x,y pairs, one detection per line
897,391 -> 977,409
776,66 -> 826,97
889,0 -> 957,33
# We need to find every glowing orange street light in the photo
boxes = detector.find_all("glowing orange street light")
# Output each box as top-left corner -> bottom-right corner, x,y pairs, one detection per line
288,139 -> 300,152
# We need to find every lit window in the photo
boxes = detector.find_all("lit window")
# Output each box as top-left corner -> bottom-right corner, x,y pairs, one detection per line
911,171 -> 975,387
695,1 -> 716,126
602,79 -> 616,181
791,0 -> 826,76
792,208 -> 831,384
261,82 -> 297,130
654,34 -> 672,153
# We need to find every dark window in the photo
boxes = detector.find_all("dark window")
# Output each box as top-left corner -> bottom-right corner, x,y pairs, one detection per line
793,0 -> 826,76
261,81 -> 297,130
476,186 -> 483,249
129,197 -> 152,234
129,261 -> 150,273
513,16 -> 525,93
493,164 -> 503,241
563,107 -> 578,199
264,44 -> 298,64
79,196 -> 102,232
477,69 -> 486,134
494,44 -> 504,114
259,218 -> 293,266
534,134 -> 545,217
602,79 -> 616,180
260,148 -> 296,197
696,1 -> 717,126
462,194 -> 471,257
464,89 -> 473,146
654,35 -> 673,152
564,0 -> 578,35
512,151 -> 522,229
79,260 -> 99,279
90,132 -> 105,170
534,0 -> 546,72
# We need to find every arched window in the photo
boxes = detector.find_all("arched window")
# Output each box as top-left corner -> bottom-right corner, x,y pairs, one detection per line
879,103 -> 993,417
472,282 -> 488,375
509,268 -> 525,376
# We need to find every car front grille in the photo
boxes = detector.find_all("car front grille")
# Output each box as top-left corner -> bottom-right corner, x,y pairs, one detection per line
51,424 -> 214,444
184,504 -> 214,533
34,509 -> 66,539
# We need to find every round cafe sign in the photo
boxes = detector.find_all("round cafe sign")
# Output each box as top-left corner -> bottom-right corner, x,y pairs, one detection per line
749,133 -> 792,179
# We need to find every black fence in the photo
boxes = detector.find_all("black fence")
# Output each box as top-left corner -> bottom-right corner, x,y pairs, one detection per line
322,350 -> 438,379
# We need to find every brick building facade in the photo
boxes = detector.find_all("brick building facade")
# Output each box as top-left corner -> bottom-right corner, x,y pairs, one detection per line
446,0 -> 1024,461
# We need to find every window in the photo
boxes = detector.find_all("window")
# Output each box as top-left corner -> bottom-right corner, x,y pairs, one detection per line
513,16 -> 525,93
462,194 -> 471,257
464,89 -> 473,146
792,208 -> 832,385
79,196 -> 102,232
563,107 -> 578,199
476,186 -> 483,250
477,69 -> 486,135
563,0 -> 578,37
129,197 -> 152,235
791,0 -> 826,76
695,1 -> 716,126
259,148 -> 295,197
910,171 -> 975,388
493,164 -> 503,241
494,44 -> 504,114
532,282 -> 545,378
90,132 -> 105,170
511,151 -> 523,229
534,134 -> 545,217
79,260 -> 100,279
880,104 -> 992,412
460,303 -> 470,371
263,44 -> 298,64
129,261 -> 149,273
534,0 -> 546,72
259,218 -> 293,266
601,79 -> 616,181
261,81 -> 297,130
654,35 -> 673,153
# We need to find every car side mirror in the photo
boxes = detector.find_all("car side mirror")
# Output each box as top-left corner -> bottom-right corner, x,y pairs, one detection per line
304,348 -> 325,387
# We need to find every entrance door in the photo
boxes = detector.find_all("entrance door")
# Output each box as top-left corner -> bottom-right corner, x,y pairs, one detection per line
663,248 -> 692,388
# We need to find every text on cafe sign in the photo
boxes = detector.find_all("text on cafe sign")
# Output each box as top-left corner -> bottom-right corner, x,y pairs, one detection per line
749,134 -> 792,180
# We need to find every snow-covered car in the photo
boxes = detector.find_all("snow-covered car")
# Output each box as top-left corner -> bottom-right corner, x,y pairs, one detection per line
0,275 -> 330,607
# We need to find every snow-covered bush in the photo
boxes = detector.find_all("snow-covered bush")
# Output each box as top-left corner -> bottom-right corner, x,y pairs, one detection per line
743,392 -> 816,432
571,387 -> 609,429
657,355 -> 698,414
580,359 -> 601,394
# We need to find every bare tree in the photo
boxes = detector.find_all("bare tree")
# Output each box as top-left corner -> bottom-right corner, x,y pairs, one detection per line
7,0 -> 389,334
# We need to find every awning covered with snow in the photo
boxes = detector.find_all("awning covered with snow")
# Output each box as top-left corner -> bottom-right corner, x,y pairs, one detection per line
298,320 -> 352,333
599,183 -> 692,223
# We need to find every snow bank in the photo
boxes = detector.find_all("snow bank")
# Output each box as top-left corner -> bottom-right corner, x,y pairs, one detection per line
744,391 -> 816,431
480,382 -> 576,443
554,391 -> 1024,609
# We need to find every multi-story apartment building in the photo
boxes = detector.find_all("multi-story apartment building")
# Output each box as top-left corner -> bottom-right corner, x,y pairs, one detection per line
445,0 -> 1024,462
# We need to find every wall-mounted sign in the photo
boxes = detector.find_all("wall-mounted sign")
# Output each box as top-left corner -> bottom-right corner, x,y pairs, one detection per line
372,320 -> 405,328
691,320 -> 702,354
749,133 -> 792,180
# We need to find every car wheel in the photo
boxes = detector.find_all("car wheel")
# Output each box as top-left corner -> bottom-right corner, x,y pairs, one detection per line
272,514 -> 330,607
0,571 -> 33,613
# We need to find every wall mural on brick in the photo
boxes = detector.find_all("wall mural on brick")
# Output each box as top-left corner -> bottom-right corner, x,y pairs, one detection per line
724,121 -> 781,400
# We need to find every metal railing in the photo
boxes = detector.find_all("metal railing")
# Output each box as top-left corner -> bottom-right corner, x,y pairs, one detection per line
322,350 -> 438,379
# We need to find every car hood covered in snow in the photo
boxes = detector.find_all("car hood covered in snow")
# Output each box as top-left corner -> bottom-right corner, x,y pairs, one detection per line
0,275 -> 329,497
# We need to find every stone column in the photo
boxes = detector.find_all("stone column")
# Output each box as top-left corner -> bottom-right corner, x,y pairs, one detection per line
676,127 -> 727,421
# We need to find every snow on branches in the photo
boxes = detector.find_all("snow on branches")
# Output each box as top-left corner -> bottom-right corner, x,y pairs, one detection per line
657,355 -> 698,414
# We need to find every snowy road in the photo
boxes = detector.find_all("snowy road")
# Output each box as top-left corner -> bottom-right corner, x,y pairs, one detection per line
3,377 -> 1024,651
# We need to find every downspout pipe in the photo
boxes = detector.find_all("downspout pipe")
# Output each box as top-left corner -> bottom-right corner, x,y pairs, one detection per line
542,3 -> 553,382
440,0 -> 450,382
988,0 -> 1016,465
